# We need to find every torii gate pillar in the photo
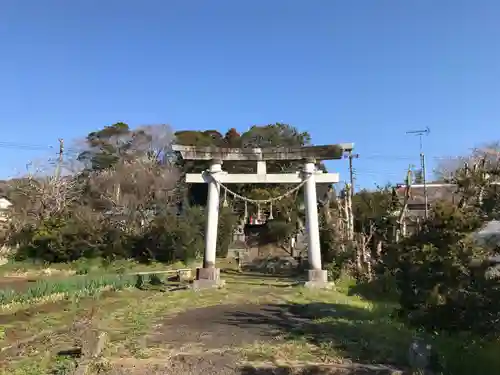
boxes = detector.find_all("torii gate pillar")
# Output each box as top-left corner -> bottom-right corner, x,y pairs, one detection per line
173,143 -> 354,290
195,159 -> 224,287
303,159 -> 327,286
203,159 -> 222,269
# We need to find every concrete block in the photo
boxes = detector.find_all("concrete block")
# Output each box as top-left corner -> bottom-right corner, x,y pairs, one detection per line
192,267 -> 225,291
196,267 -> 220,280
303,269 -> 335,289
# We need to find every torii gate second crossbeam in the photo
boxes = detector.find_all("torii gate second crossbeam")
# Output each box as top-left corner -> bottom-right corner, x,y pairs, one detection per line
173,144 -> 354,290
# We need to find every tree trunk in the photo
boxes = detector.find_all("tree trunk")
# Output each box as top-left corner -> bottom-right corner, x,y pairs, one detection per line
396,169 -> 412,243
355,239 -> 362,276
345,184 -> 354,242
376,240 -> 383,257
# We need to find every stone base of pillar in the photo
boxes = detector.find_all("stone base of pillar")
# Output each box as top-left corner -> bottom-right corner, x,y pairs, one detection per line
191,267 -> 225,291
303,269 -> 334,289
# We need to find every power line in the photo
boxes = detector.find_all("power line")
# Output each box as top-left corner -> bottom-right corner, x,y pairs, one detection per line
0,139 -> 493,186
0,143 -> 55,151
354,170 -> 406,177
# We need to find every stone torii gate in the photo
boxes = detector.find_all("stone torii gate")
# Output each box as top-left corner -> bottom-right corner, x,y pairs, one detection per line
173,143 -> 354,289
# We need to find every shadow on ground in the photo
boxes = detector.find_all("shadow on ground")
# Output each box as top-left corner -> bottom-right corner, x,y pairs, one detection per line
223,302 -> 412,368
107,361 -> 400,375
238,365 -> 400,374
222,268 -> 302,280
347,277 -> 399,305
228,280 -> 300,288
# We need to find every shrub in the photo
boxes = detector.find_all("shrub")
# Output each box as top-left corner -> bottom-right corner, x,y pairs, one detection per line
13,216 -> 108,263
10,204 -> 217,266
390,202 -> 500,337
133,206 -> 206,264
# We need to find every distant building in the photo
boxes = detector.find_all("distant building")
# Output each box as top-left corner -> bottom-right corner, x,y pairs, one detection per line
394,183 -> 500,242
394,184 -> 460,235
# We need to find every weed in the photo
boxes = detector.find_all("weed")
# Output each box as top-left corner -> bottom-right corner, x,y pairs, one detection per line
50,356 -> 77,375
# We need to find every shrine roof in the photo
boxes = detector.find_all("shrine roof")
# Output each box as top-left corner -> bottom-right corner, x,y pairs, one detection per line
172,143 -> 354,161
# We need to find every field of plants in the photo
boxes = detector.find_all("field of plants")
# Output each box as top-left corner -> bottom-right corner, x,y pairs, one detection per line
0,273 -> 137,306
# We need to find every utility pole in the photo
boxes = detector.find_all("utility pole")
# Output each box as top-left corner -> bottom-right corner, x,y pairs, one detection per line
55,138 -> 64,179
346,151 -> 360,197
406,127 -> 430,219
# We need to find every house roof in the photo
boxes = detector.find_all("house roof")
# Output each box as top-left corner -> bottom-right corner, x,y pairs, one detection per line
395,184 -> 461,206
393,183 -> 463,221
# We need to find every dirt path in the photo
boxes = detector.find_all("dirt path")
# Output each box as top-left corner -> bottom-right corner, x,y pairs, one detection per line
107,304 -> 402,375
147,303 -> 284,348
109,304 -> 282,375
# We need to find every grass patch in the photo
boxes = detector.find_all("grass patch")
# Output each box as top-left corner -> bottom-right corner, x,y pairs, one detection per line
0,290 -> 145,350
239,339 -> 336,364
231,288 -> 412,367
0,350 -> 78,375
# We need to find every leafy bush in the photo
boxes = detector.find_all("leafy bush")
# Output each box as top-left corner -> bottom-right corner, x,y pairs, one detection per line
389,202 -> 500,336
133,206 -> 205,264
13,216 -> 109,263
9,204 -> 226,266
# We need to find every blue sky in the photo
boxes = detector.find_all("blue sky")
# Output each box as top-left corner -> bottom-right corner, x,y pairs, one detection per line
1,0 -> 499,189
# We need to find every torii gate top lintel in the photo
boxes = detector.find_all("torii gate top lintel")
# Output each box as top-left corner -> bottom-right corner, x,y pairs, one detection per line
172,143 -> 354,161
